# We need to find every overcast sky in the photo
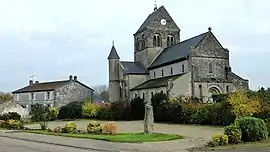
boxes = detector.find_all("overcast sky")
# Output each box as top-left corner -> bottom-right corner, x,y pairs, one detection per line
0,0 -> 269,92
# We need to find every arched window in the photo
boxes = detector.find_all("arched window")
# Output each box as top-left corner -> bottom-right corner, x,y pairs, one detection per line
209,63 -> 213,73
154,71 -> 156,78
170,67 -> 173,75
136,38 -> 140,51
167,35 -> 175,47
182,64 -> 185,73
143,93 -> 145,100
153,34 -> 162,47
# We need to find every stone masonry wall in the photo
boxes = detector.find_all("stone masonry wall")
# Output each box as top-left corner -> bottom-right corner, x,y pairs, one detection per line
55,81 -> 93,107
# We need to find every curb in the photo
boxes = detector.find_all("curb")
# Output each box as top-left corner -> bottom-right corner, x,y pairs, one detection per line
0,134 -> 123,152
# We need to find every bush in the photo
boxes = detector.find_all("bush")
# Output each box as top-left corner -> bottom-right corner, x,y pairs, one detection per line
211,134 -> 229,146
102,121 -> 117,135
0,92 -> 12,102
0,112 -> 21,121
30,104 -> 49,122
58,101 -> 83,119
86,121 -> 102,134
62,122 -> 77,133
235,117 -> 268,142
129,97 -> 144,120
40,122 -> 48,130
82,101 -> 99,118
53,126 -> 61,133
48,107 -> 59,121
5,119 -> 24,129
224,124 -> 242,144
97,103 -> 112,120
0,120 -> 5,128
110,101 -> 130,120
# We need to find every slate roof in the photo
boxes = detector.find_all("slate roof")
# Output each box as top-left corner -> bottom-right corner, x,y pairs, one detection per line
135,6 -> 179,34
121,61 -> 148,75
148,32 -> 208,69
12,80 -> 93,93
130,73 -> 186,91
107,45 -> 120,59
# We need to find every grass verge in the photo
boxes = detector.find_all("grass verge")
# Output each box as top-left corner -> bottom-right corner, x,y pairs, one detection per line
189,138 -> 270,151
25,130 -> 183,143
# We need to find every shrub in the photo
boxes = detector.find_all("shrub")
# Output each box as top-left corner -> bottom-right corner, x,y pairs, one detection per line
86,121 -> 102,134
110,101 -> 130,120
228,90 -> 261,117
129,97 -> 144,120
102,121 -> 117,135
235,117 -> 268,142
53,126 -> 61,133
1,112 -> 21,121
40,122 -> 48,130
48,107 -> 59,121
5,119 -> 23,129
62,122 -> 77,133
82,101 -> 99,118
0,120 -> 5,128
0,92 -> 12,103
58,101 -> 83,119
97,104 -> 111,120
211,134 -> 229,146
30,104 -> 49,122
224,124 -> 242,144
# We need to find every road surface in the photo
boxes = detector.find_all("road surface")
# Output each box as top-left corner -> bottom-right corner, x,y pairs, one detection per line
0,137 -> 109,152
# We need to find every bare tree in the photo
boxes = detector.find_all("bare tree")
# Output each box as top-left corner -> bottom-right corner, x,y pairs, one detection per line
92,85 -> 109,102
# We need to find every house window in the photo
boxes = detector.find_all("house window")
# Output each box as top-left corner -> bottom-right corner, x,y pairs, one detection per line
182,64 -> 185,73
47,92 -> 50,100
161,69 -> 164,76
31,93 -> 34,100
154,71 -> 156,78
170,67 -> 173,75
209,63 -> 213,73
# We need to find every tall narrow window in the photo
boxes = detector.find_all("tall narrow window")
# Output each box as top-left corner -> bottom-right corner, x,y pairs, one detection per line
153,36 -> 157,47
143,93 -> 145,100
154,71 -> 156,78
136,38 -> 140,51
47,92 -> 50,100
209,63 -> 213,73
182,64 -> 185,73
226,86 -> 229,92
167,36 -> 170,46
199,84 -> 203,99
170,67 -> 173,75
157,35 -> 161,47
142,34 -> 145,49
170,36 -> 174,46
151,92 -> 154,98
161,69 -> 164,76
167,35 -> 175,47
31,93 -> 34,100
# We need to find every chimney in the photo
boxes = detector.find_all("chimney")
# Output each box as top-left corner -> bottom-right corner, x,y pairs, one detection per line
74,76 -> 77,81
29,80 -> 33,86
35,81 -> 39,84
69,75 -> 73,81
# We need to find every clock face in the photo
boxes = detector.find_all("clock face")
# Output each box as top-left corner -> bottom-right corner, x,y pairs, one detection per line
161,19 -> 167,25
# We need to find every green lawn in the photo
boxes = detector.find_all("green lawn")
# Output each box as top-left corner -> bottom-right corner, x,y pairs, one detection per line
25,130 -> 183,143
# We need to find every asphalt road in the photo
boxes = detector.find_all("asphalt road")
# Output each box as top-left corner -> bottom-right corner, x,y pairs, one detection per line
0,137 -> 108,152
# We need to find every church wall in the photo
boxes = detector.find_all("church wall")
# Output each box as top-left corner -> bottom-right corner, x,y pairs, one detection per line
169,72 -> 191,97
149,60 -> 189,79
128,75 -> 148,90
130,87 -> 166,103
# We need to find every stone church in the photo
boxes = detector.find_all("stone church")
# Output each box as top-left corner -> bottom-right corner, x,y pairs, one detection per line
107,5 -> 249,103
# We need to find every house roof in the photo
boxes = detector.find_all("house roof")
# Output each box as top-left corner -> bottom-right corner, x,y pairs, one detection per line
130,73 -> 186,91
12,80 -> 93,94
121,61 -> 148,75
148,32 -> 208,69
107,45 -> 120,59
135,6 -> 180,34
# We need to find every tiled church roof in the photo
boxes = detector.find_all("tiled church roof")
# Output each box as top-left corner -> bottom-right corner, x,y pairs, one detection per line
121,61 -> 148,75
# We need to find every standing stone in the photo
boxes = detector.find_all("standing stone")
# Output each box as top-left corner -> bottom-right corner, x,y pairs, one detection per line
144,101 -> 154,133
